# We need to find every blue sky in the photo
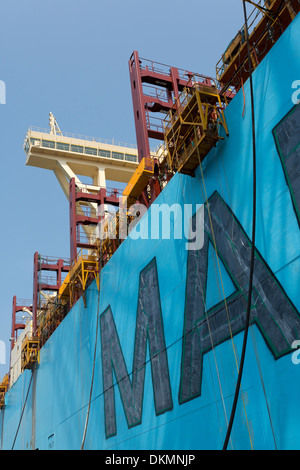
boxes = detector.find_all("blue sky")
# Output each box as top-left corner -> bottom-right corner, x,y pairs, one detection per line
0,0 -> 243,378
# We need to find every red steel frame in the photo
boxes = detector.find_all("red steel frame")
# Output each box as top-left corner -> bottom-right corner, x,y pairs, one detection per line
69,178 -> 121,264
216,0 -> 300,93
128,51 -> 226,206
128,51 -> 217,162
10,296 -> 32,351
32,252 -> 70,334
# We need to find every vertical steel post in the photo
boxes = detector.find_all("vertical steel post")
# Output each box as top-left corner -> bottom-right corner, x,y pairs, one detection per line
69,178 -> 77,264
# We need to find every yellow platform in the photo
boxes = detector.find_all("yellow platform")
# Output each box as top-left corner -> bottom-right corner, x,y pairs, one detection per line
122,157 -> 154,206
21,336 -> 40,372
0,375 -> 9,408
59,251 -> 99,307
164,80 -> 228,175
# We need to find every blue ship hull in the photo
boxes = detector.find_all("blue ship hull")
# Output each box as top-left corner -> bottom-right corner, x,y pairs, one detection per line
1,13 -> 300,450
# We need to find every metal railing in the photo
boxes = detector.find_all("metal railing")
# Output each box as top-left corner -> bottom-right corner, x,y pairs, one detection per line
163,73 -> 226,132
16,298 -> 33,307
142,84 -> 170,103
39,254 -> 71,266
25,134 -> 139,164
145,111 -> 165,134
76,226 -> 99,247
163,87 -> 194,132
15,313 -> 31,325
216,0 -> 277,79
38,275 -> 59,286
27,126 -> 138,150
76,206 -> 98,218
75,184 -> 123,197
137,55 -> 214,84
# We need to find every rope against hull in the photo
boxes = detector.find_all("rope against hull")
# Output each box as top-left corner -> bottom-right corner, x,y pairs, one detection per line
222,0 -> 257,450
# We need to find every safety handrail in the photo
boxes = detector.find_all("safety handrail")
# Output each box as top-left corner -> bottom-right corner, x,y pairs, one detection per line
27,127 -> 138,149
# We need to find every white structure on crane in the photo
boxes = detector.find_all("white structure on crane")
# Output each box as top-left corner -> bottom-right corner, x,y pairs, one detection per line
24,114 -> 139,198
24,115 -> 141,255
